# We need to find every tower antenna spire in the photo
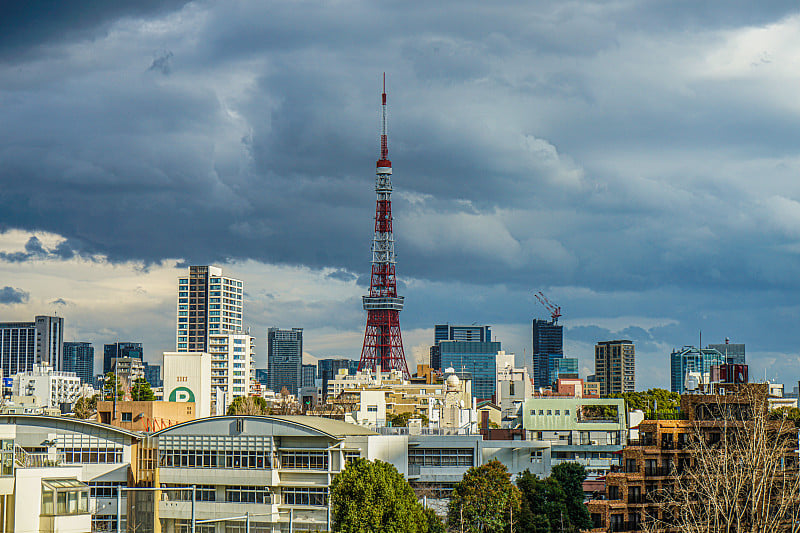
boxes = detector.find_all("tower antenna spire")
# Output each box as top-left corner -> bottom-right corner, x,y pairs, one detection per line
380,72 -> 388,162
359,74 -> 410,379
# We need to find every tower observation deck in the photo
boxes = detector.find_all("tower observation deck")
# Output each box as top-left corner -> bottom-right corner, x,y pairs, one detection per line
358,75 -> 410,379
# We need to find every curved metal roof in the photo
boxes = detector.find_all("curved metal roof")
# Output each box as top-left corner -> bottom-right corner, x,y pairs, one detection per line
151,415 -> 377,439
0,414 -> 142,439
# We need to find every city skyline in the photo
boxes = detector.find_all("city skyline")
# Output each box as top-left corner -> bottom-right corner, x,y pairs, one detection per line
3,2 -> 800,389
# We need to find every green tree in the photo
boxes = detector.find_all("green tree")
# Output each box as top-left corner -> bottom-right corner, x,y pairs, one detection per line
550,463 -> 591,530
609,388 -> 679,413
130,378 -> 155,401
387,411 -> 430,427
103,372 -> 124,400
448,459 -> 522,533
423,507 -> 445,533
516,470 -> 567,533
227,396 -> 270,416
73,395 -> 98,419
331,458 -> 427,533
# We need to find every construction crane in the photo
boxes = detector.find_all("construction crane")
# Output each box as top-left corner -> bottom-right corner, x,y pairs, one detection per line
534,291 -> 562,324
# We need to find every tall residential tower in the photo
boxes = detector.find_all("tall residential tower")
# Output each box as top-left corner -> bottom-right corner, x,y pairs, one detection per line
176,265 -> 243,353
268,328 -> 303,396
595,340 -> 635,396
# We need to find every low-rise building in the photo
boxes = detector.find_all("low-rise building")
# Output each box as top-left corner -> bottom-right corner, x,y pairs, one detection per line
97,400 -> 196,432
522,396 -> 627,480
11,364 -> 81,409
132,415 -> 406,532
0,414 -> 140,533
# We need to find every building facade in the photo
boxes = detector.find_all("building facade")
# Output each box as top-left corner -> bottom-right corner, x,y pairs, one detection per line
63,342 -> 94,385
176,265 -> 244,353
144,362 -> 163,388
532,318 -> 563,390
669,346 -> 726,393
706,341 -> 745,365
438,340 -> 502,401
11,364 -> 81,408
267,328 -> 303,396
430,325 -> 492,371
595,340 -> 636,396
163,351 -> 212,418
301,364 -> 316,389
208,333 -> 255,414
103,342 -> 143,375
522,396 -> 627,480
0,316 -> 64,377
133,416 -> 403,533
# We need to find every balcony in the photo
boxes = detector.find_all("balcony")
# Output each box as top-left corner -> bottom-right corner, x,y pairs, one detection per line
609,521 -> 642,532
643,466 -> 671,477
627,494 -> 645,504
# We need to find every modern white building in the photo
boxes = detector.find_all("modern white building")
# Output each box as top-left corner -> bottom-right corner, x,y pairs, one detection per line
163,352 -> 212,418
11,364 -> 81,409
0,415 -> 140,533
208,333 -> 256,414
133,415 -> 407,533
177,266 -> 244,353
496,358 -> 532,426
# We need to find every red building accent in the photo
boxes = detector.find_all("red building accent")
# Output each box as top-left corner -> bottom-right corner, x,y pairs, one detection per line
358,75 -> 410,378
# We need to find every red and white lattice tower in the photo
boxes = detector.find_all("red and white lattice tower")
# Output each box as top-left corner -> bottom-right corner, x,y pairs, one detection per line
358,75 -> 410,379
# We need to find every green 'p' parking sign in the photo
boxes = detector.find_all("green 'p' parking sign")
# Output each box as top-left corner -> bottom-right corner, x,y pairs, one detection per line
169,386 -> 195,402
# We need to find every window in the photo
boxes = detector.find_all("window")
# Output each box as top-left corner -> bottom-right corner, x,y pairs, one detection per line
565,409 -> 570,415
62,448 -> 123,464
530,450 -> 543,463
281,451 -> 328,470
344,451 -> 360,464
408,448 -> 473,467
161,484 -> 215,502
41,479 -> 89,516
538,410 -> 544,415
226,486 -> 271,504
547,410 -> 552,415
89,481 -> 124,498
121,412 -> 132,422
282,487 -> 327,506
366,405 -> 378,413
555,410 -> 560,415
159,449 -> 271,469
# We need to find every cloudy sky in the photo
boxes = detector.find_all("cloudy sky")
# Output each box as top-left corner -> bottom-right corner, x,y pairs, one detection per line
2,0 -> 800,389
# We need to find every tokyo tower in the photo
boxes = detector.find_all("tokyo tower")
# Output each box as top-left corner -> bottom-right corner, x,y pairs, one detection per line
358,75 -> 410,379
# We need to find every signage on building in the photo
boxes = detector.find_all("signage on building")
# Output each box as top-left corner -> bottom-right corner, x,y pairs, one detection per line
169,386 -> 195,402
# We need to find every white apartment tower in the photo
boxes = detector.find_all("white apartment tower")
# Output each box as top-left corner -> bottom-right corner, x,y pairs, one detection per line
11,363 -> 81,408
176,266 -> 244,352
209,332 -> 256,414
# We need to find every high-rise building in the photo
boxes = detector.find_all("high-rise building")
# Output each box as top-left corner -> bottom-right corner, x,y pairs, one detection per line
144,362 -> 163,388
358,79 -> 410,378
103,342 -> 142,374
63,341 -> 94,384
301,364 -> 316,389
595,340 -> 635,396
0,316 -> 64,376
267,328 -> 303,396
551,357 -> 579,384
209,333 -> 255,413
176,265 -> 244,352
430,325 -> 492,370
439,339 -> 502,401
707,340 -> 745,365
670,346 -> 726,393
532,318 -> 563,390
317,358 -> 352,400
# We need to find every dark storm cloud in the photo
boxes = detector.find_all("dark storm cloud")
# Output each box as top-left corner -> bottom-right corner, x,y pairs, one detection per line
3,1 -> 800,385
0,1 -> 190,61
0,286 -> 29,305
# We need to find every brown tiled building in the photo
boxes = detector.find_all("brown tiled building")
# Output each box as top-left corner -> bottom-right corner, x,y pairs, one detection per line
586,385 -> 793,532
